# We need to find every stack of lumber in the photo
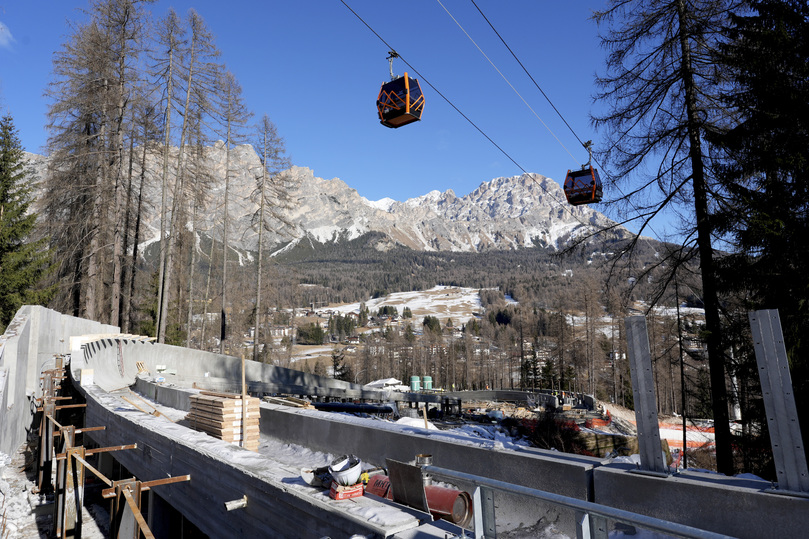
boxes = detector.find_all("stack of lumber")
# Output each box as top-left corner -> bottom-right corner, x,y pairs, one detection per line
187,391 -> 260,451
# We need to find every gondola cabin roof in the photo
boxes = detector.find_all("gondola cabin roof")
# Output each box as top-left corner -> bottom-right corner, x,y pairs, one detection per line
377,72 -> 425,128
564,166 -> 603,206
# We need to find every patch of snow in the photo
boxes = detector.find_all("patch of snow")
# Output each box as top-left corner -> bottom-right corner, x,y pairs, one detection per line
328,286 -> 483,326
404,190 -> 443,210
364,197 -> 397,212
309,225 -> 342,243
270,237 -> 301,257
137,223 -> 161,259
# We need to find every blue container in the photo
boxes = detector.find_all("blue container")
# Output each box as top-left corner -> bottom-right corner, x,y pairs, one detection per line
410,376 -> 421,391
423,376 -> 433,390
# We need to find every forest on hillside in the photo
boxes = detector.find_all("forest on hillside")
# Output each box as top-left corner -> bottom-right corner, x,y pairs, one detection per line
265,231 -> 683,307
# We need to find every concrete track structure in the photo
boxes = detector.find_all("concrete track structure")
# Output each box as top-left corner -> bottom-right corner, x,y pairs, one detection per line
2,306 -> 808,538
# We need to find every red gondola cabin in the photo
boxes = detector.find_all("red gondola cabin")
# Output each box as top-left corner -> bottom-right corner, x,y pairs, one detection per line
377,72 -> 425,128
564,166 -> 603,205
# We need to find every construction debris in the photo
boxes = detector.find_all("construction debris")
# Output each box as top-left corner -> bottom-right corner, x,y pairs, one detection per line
263,396 -> 313,408
186,392 -> 260,451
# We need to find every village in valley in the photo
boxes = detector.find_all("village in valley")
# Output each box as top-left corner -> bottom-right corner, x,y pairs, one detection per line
222,286 -> 709,422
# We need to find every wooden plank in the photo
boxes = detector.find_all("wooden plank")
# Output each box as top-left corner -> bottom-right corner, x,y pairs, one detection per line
189,397 -> 260,410
188,403 -> 260,414
186,409 -> 261,423
189,409 -> 260,418
191,393 -> 260,404
189,421 -> 259,435
186,414 -> 258,425
263,396 -> 312,408
189,419 -> 259,431
186,413 -> 258,425
188,410 -> 259,420
199,390 -> 258,400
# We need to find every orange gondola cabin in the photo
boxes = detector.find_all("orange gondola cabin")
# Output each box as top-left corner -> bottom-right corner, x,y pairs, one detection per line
563,166 -> 603,205
377,72 -> 425,128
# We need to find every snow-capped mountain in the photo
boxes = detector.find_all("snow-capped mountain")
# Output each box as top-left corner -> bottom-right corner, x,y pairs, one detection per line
27,143 -> 630,255
268,164 -> 627,253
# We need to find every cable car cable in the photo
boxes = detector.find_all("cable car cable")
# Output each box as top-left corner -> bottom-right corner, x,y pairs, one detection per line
339,0 -> 527,174
339,0 -> 612,238
436,0 -> 607,209
436,0 -> 579,165
469,0 -> 588,160
340,0 -> 612,237
468,0 -> 670,243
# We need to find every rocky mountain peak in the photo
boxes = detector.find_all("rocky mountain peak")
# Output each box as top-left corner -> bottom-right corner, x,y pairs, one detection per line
27,144 -> 629,257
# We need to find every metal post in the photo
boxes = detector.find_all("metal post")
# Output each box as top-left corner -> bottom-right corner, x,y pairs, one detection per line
748,310 -> 809,493
624,316 -> 667,475
472,485 -> 496,539
577,510 -> 609,539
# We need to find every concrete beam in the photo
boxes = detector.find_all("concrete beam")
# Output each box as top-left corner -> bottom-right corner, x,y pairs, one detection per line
593,464 -> 809,538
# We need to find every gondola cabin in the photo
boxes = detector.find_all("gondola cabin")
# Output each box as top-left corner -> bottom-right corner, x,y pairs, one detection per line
564,166 -> 603,205
377,72 -> 425,128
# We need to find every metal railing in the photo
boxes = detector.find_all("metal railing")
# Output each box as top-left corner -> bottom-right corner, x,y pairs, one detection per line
422,465 -> 736,539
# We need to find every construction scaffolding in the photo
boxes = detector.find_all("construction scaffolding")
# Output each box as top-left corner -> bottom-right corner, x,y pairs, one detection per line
33,357 -> 190,538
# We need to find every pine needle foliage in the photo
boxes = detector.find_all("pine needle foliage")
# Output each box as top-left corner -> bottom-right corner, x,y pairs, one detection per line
0,114 -> 53,330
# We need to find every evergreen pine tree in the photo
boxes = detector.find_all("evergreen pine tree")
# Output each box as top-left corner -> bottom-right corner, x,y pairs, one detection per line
0,114 -> 52,330
711,0 -> 809,465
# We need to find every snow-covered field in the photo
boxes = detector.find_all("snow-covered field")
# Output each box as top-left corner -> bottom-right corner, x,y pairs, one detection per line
329,285 -> 484,325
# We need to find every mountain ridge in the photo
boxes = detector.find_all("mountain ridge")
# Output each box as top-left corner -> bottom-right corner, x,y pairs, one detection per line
26,143 -> 631,256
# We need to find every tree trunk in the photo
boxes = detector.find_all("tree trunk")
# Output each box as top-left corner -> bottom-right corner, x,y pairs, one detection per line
120,112 -> 136,333
254,136 -> 268,362
220,123 -> 231,354
677,0 -> 733,475
156,48 -> 174,341
128,141 -> 147,333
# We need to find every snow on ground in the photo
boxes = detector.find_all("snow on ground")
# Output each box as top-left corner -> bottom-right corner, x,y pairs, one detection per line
329,285 -> 484,325
288,344 -> 335,364
0,449 -> 108,539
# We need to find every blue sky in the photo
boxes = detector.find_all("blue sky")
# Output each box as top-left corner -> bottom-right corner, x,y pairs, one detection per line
0,1 -> 634,224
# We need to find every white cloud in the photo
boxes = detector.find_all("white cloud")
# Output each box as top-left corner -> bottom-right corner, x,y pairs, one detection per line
0,21 -> 15,49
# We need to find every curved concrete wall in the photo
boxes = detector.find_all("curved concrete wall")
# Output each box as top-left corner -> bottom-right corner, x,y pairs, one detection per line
0,306 -> 117,456
70,337 -> 367,395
